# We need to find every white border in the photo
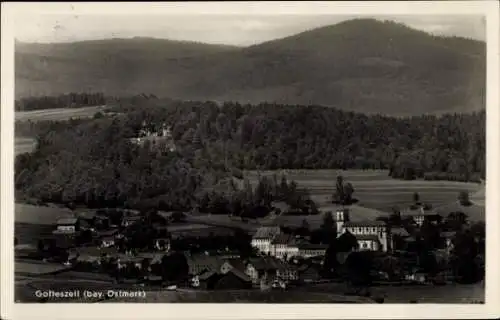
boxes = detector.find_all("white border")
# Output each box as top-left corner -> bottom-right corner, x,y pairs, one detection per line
1,1 -> 499,319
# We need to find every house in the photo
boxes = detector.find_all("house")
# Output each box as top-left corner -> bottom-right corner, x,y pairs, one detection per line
185,254 -> 222,276
251,226 -> 281,254
196,268 -> 252,290
245,256 -> 297,284
130,122 -> 176,152
100,236 -> 115,248
70,246 -> 119,266
190,257 -> 252,290
122,215 -> 142,227
276,263 -> 299,282
97,229 -> 120,248
405,269 -> 428,284
56,217 -> 80,233
245,257 -> 280,284
270,234 -> 299,260
298,264 -> 322,283
136,252 -> 164,266
297,243 -> 328,259
401,206 -> 441,226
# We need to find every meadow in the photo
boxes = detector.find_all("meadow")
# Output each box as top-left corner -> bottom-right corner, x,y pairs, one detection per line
245,170 -> 483,213
15,105 -> 106,122
15,203 -> 74,226
15,137 -> 37,155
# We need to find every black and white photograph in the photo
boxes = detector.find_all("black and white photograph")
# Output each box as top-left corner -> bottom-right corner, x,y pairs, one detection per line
1,1 -> 499,319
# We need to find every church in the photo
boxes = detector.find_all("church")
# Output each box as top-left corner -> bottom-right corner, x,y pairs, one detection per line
335,209 -> 390,252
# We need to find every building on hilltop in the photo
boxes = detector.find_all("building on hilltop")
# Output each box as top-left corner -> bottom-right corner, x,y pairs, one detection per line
130,122 -> 176,152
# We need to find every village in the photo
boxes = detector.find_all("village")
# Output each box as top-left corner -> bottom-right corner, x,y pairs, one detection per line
15,193 -> 484,297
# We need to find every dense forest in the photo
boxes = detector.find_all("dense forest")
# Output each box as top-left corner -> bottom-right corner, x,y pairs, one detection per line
15,96 -> 485,211
15,92 -> 106,111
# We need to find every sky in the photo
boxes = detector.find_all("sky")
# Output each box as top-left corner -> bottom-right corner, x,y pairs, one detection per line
15,14 -> 486,46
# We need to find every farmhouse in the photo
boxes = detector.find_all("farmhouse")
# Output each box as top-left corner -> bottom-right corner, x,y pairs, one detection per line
189,257 -> 252,290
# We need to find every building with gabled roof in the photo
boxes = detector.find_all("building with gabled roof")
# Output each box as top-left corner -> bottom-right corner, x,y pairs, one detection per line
335,208 -> 389,252
251,226 -> 281,255
400,205 -> 441,226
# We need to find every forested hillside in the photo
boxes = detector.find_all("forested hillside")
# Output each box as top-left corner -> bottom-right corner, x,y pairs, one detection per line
15,97 -> 485,210
15,19 -> 485,115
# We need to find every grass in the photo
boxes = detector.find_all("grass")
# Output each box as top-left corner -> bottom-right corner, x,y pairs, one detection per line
245,170 -> 482,214
15,105 -> 106,122
15,222 -> 55,245
15,261 -> 71,275
15,137 -> 37,155
15,203 -> 74,225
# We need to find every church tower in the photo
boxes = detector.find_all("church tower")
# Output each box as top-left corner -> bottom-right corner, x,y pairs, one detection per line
335,208 -> 350,237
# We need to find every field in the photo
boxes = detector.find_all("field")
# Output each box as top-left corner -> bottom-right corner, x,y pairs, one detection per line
15,137 -> 37,155
305,282 -> 484,303
15,203 -> 74,225
15,105 -> 106,122
245,170 -> 483,214
15,260 -> 72,275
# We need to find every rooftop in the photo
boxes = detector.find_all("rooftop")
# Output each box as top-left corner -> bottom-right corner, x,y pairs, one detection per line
253,226 -> 281,239
390,227 -> 410,237
344,220 -> 386,227
271,233 -> 296,245
400,206 -> 438,217
248,256 -> 293,271
56,217 -> 78,225
297,243 -> 329,250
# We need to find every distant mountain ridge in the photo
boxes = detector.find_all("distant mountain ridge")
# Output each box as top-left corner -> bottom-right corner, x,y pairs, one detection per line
15,18 -> 486,115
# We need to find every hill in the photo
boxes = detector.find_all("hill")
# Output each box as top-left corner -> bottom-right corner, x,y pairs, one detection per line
15,19 -> 485,115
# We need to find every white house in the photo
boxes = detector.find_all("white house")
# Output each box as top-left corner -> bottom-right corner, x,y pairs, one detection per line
251,226 -> 281,254
270,234 -> 299,260
56,217 -> 79,233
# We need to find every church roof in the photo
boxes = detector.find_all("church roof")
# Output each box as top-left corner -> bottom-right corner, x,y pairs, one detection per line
344,220 -> 386,227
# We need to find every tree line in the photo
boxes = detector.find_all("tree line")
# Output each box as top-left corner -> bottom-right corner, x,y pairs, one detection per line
15,92 -> 107,111
15,96 -> 485,211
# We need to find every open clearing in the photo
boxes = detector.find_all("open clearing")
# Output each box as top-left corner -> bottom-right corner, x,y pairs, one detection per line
15,105 -> 106,122
15,260 -> 71,275
15,137 -> 37,155
245,170 -> 482,214
15,203 -> 74,225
